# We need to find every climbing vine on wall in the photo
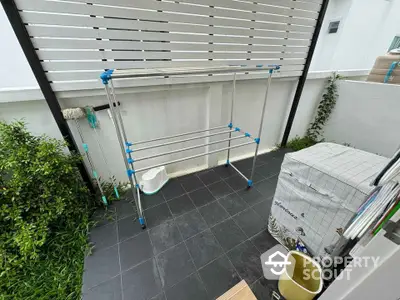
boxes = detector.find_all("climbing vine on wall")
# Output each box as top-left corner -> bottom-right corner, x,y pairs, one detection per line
306,73 -> 342,141
284,73 -> 342,151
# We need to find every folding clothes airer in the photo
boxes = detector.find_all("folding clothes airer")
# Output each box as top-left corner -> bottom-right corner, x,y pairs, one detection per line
85,106 -> 120,200
62,107 -> 109,205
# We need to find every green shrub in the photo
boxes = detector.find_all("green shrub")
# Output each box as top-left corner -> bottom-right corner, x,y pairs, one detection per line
0,121 -> 93,299
285,136 -> 317,151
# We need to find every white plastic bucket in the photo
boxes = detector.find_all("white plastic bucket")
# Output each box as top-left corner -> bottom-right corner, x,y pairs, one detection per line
140,166 -> 169,195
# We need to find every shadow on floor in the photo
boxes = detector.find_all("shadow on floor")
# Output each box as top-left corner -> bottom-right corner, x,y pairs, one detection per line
82,149 -> 291,300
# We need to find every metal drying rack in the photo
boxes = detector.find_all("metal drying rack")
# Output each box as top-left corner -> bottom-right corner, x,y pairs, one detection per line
100,64 -> 280,229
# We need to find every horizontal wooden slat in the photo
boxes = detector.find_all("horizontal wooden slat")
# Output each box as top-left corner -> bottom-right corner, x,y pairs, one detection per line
67,0 -> 318,20
21,12 -> 313,40
242,0 -> 321,12
37,50 -> 308,60
16,0 -> 316,27
166,0 -> 319,19
18,0 -> 315,33
42,59 -> 306,71
46,64 -> 305,81
27,26 -> 311,47
32,38 -> 309,53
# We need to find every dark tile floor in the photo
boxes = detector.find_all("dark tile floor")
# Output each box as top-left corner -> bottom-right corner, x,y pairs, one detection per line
83,149 -> 291,300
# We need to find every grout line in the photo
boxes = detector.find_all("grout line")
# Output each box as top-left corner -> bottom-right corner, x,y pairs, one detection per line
200,180 -> 245,283
89,182 -> 273,258
159,185 -> 212,298
114,217 -> 124,300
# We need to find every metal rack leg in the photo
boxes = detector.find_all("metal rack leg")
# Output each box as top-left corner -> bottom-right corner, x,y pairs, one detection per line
105,84 -> 146,229
226,73 -> 236,166
249,71 -> 273,188
110,81 -> 145,228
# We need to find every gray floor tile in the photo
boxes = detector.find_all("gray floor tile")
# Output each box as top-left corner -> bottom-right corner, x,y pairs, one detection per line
165,273 -> 208,300
230,158 -> 253,171
233,208 -> 266,237
186,229 -> 224,269
252,198 -> 273,221
224,174 -> 248,191
237,188 -> 265,206
92,208 -> 117,228
227,241 -> 263,285
89,222 -> 118,251
149,219 -> 183,255
218,193 -> 249,216
167,194 -> 196,217
122,258 -> 162,300
211,219 -> 246,251
144,203 -> 173,228
156,242 -> 196,288
83,275 -> 122,300
198,201 -> 229,227
114,200 -> 136,220
231,157 -> 265,171
250,230 -> 278,254
198,255 -> 240,299
83,245 -> 120,290
179,174 -> 205,192
142,193 -> 166,210
207,181 -> 234,199
254,175 -> 278,199
118,216 -> 143,242
188,187 -> 216,207
251,277 -> 275,300
256,160 -> 281,179
119,232 -> 153,271
213,165 -> 237,179
150,293 -> 166,300
241,169 -> 266,184
161,179 -> 186,200
175,210 -> 208,240
198,169 -> 220,185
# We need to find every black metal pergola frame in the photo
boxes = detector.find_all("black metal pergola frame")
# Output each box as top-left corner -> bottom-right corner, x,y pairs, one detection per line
1,0 -> 330,188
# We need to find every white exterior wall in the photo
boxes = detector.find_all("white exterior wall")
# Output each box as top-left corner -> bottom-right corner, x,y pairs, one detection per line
311,0 -> 400,71
323,80 -> 400,157
0,6 -> 37,89
0,70 -> 369,183
0,78 -> 298,182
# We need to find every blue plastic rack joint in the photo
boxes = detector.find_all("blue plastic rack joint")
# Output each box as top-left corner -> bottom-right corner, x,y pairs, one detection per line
127,169 -> 135,177
247,180 -> 253,187
245,132 -> 251,137
135,183 -> 140,189
125,142 -> 133,147
254,138 -> 260,144
226,159 -> 230,165
126,148 -> 133,154
100,69 -> 114,85
234,127 -> 240,132
228,122 -> 233,129
139,217 -> 145,225
127,158 -> 135,164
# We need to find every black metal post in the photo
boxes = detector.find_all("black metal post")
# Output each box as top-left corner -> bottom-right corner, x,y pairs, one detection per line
1,0 -> 95,193
280,0 -> 330,147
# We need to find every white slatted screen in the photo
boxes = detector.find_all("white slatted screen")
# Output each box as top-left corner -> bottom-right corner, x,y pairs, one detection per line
15,0 -> 322,90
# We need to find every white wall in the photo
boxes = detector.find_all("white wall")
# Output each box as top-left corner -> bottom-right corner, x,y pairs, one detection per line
0,6 -> 37,89
324,80 -> 400,157
0,70 -> 368,183
0,77 -> 298,182
311,0 -> 400,71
